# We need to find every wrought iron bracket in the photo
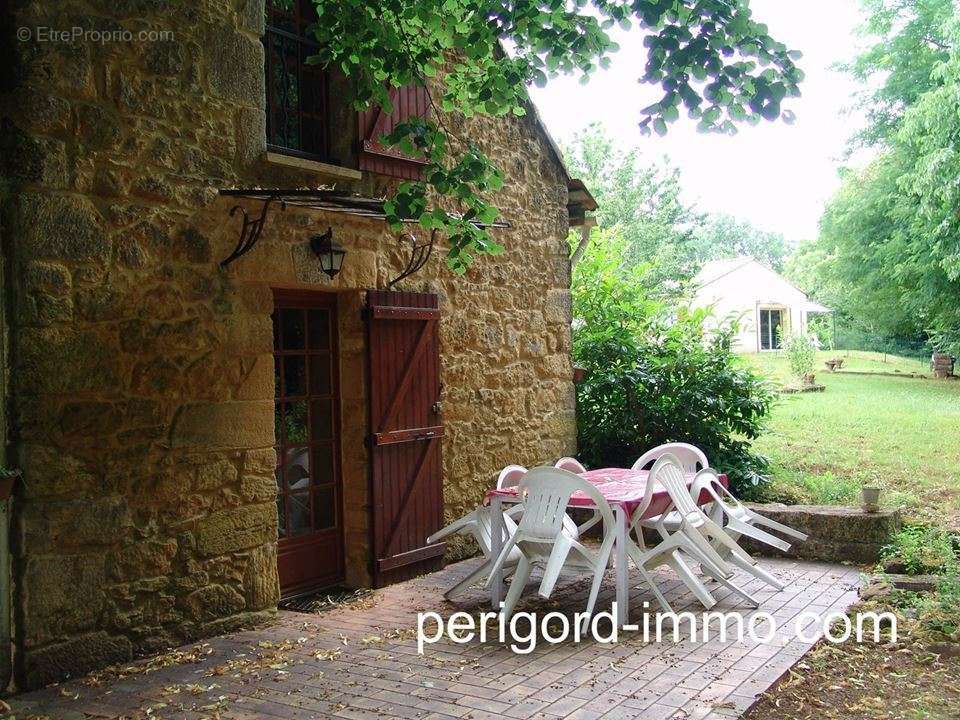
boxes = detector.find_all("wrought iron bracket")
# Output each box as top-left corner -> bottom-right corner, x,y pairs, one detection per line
388,229 -> 437,288
220,195 -> 286,268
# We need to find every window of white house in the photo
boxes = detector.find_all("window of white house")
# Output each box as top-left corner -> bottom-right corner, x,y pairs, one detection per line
759,308 -> 784,351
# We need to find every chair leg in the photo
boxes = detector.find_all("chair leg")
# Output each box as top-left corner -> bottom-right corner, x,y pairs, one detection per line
637,564 -> 674,614
445,560 -> 516,599
727,517 -> 792,552
748,511 -> 809,541
728,552 -> 785,591
538,534 -> 573,599
667,552 -> 716,609
696,557 -> 761,608
502,557 -> 532,620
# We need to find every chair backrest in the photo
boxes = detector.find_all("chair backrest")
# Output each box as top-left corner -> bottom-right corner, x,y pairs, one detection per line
517,467 -> 615,540
497,464 -> 527,489
554,457 -> 586,474
691,468 -> 740,510
648,454 -> 701,516
475,505 -> 519,555
631,443 -> 708,473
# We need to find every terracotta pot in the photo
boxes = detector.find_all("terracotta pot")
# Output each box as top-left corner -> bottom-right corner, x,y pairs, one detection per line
861,486 -> 881,513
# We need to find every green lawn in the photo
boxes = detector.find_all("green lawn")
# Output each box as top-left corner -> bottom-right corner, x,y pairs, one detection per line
741,352 -> 960,527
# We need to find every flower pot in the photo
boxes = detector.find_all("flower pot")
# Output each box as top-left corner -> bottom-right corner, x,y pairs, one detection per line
861,486 -> 881,513
572,366 -> 587,384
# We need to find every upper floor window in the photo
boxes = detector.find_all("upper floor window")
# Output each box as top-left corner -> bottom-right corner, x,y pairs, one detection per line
263,0 -> 330,161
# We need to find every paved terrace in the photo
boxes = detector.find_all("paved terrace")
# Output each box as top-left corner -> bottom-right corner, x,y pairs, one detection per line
10,558 -> 860,720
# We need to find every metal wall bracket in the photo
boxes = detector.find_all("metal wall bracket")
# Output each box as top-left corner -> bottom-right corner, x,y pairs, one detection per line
220,195 -> 286,268
387,229 -> 437,288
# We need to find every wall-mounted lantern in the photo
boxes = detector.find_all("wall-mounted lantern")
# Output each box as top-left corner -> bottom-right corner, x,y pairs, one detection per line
310,227 -> 347,279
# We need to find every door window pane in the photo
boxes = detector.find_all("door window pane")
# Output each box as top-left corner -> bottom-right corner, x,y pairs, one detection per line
312,443 -> 334,485
308,309 -> 330,349
283,355 -> 307,397
310,399 -> 333,441
310,354 -> 331,396
288,493 -> 312,535
280,309 -> 305,349
281,400 -> 309,444
283,446 -> 311,490
315,487 -> 335,529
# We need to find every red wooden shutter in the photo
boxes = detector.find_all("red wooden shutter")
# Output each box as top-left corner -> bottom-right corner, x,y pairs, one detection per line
366,290 -> 444,586
357,85 -> 430,180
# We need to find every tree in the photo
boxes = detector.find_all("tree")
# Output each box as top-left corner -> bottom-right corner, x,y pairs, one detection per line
309,0 -> 803,270
562,124 -> 701,291
692,212 -> 789,270
841,0 -> 953,148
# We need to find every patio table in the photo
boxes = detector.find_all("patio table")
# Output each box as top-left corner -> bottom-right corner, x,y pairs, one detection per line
486,467 -> 728,627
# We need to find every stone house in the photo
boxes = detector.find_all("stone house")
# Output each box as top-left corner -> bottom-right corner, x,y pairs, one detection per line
0,0 -> 595,690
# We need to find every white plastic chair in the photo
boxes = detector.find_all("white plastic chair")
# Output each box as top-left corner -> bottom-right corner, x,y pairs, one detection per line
633,442 -> 709,535
485,467 -> 617,630
555,457 -> 586,473
631,443 -> 709,473
693,469 -> 809,550
686,469 -> 808,590
632,455 -> 761,607
427,501 -> 521,599
553,458 -> 602,536
499,464 -> 580,538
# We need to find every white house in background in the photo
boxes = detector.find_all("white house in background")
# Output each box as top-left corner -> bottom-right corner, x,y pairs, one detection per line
691,256 -> 831,353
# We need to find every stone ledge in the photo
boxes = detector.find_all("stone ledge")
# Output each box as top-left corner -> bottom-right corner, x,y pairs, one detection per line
740,503 -> 902,565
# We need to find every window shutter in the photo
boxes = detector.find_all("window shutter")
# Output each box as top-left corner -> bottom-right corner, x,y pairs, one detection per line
358,84 -> 430,180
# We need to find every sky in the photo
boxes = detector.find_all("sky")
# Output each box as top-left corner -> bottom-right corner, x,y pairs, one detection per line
529,0 -> 872,246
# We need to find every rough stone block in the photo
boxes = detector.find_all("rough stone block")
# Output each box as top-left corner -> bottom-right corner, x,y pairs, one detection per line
740,504 -> 902,565
23,554 -> 106,643
170,400 -> 273,450
22,632 -> 132,690
196,503 -> 277,557
205,27 -> 264,105
15,193 -> 109,263
185,584 -> 246,622
245,543 -> 280,610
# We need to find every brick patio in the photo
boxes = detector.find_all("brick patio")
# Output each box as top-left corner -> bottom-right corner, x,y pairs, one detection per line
9,558 -> 860,720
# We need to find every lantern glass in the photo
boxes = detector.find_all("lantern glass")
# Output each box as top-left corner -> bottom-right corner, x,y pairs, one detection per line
311,228 -> 347,279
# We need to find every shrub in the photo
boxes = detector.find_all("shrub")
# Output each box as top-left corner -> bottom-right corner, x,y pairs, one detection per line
780,331 -> 817,379
571,229 -> 775,495
881,524 -> 959,576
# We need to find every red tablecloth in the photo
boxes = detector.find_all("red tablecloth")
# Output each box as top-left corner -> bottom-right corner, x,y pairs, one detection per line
487,467 -> 728,520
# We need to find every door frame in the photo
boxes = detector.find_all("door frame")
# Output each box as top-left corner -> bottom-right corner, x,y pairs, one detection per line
272,288 -> 346,597
758,305 -> 786,352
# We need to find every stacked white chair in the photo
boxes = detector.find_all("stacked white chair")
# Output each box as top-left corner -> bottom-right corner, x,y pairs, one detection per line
427,469 -> 525,598
485,467 -> 620,630
688,469 -> 808,590
554,457 -> 602,535
692,470 -> 809,551
625,454 -> 760,610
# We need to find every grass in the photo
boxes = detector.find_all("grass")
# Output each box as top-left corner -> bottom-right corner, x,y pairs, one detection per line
741,351 -> 960,527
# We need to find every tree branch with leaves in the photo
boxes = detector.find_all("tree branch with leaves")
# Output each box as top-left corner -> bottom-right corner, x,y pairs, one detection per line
308,0 -> 802,271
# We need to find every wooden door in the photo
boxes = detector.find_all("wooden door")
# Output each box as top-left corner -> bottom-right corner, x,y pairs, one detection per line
273,290 -> 344,596
366,291 -> 445,586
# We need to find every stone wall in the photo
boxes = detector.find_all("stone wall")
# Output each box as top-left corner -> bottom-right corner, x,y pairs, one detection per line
741,504 -> 902,565
0,0 -> 576,689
